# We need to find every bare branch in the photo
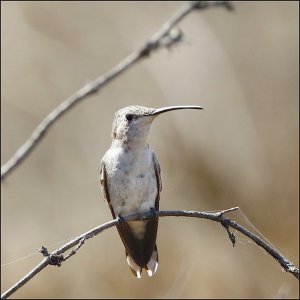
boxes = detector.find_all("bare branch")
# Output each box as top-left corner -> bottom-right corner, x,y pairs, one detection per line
1,1 -> 232,181
1,207 -> 298,299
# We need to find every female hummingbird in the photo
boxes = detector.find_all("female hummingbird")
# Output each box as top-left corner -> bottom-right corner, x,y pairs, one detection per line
100,105 -> 203,277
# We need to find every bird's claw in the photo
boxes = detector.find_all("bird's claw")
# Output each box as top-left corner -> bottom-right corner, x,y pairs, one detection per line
150,207 -> 157,219
117,215 -> 125,225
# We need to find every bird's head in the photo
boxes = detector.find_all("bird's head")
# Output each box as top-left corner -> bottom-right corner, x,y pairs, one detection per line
111,105 -> 203,148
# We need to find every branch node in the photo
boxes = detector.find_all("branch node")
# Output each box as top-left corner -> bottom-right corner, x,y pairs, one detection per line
38,246 -> 64,267
85,233 -> 94,240
159,28 -> 184,49
139,41 -> 157,58
49,254 -> 64,267
286,263 -> 300,277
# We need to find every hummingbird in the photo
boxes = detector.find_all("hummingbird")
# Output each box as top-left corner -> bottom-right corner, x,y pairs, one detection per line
100,105 -> 203,278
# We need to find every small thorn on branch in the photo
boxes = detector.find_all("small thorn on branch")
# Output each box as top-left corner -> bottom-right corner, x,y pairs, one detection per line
38,246 -> 50,257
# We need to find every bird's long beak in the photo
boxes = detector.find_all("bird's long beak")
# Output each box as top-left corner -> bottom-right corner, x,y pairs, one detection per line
151,105 -> 204,116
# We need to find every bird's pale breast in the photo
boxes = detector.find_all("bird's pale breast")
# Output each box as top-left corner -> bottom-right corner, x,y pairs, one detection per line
104,146 -> 158,238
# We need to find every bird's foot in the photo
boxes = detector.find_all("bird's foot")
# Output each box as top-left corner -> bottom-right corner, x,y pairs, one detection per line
117,215 -> 125,225
150,207 -> 157,219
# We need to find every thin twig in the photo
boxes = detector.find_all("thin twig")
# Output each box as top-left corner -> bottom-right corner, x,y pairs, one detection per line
63,237 -> 86,262
1,207 -> 298,299
1,1 -> 232,181
226,219 -> 299,280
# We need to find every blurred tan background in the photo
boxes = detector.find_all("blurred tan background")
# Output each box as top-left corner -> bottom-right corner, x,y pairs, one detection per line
1,1 -> 299,298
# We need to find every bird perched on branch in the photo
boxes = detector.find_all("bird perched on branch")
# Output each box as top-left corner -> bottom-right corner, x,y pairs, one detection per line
100,105 -> 203,277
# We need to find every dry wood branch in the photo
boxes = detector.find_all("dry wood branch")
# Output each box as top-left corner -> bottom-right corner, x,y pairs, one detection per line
1,1 -> 232,181
1,207 -> 298,299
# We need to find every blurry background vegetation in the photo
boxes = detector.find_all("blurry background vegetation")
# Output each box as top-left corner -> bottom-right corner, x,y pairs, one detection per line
1,1 -> 299,298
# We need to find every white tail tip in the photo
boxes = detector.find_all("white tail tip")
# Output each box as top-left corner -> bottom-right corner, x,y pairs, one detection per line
146,248 -> 158,277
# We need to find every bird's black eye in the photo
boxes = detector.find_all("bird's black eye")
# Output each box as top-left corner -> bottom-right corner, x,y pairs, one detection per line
126,114 -> 136,122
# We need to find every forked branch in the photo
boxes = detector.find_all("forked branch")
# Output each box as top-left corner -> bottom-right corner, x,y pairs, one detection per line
1,207 -> 298,299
